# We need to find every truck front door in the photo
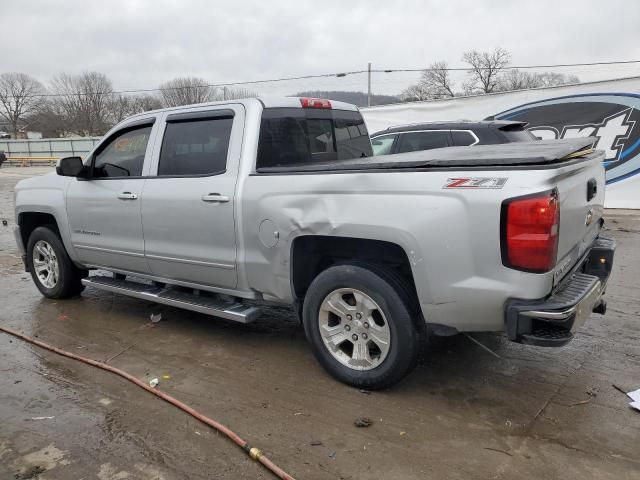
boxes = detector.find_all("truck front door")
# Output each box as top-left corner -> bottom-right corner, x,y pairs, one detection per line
140,106 -> 244,289
66,118 -> 158,273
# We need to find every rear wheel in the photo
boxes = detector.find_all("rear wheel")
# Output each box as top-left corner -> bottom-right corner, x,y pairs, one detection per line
27,226 -> 86,299
302,264 -> 421,389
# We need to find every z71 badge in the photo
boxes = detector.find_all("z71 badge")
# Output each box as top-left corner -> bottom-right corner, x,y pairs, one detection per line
443,177 -> 508,189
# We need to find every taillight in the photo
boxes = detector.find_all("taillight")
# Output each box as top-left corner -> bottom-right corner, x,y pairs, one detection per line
501,190 -> 559,273
300,97 -> 332,109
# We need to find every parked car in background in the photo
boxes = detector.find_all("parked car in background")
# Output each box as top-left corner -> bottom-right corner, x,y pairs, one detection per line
370,120 -> 537,156
0,131 -> 11,139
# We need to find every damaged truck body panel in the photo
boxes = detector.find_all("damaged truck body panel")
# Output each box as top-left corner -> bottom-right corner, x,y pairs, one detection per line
241,148 -> 606,332
14,97 -> 615,388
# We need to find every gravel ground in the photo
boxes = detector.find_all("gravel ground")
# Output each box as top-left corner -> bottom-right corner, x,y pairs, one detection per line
0,166 -> 639,480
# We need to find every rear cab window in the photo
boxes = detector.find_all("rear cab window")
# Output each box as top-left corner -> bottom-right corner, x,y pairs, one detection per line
256,108 -> 372,169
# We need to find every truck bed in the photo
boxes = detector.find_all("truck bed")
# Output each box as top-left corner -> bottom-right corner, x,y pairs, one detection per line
257,137 -> 597,172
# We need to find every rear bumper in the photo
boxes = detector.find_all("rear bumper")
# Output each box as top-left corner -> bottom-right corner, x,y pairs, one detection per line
505,236 -> 615,347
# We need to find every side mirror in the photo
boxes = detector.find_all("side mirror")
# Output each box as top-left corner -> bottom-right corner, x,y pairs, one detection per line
56,156 -> 87,177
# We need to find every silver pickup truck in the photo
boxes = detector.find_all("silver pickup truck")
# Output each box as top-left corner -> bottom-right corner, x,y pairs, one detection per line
14,97 -> 615,388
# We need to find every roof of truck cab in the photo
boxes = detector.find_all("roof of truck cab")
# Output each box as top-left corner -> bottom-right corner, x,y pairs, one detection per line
258,96 -> 359,110
125,97 -> 359,120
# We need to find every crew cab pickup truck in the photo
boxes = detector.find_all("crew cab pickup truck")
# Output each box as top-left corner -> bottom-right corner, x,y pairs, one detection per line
14,97 -> 615,388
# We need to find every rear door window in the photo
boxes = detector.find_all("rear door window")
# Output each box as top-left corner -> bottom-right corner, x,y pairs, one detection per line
396,131 -> 450,154
371,134 -> 398,156
451,130 -> 478,146
158,117 -> 233,176
256,108 -> 372,169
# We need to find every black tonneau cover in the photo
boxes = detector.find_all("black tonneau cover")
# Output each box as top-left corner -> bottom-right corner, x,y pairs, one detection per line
258,137 -> 598,173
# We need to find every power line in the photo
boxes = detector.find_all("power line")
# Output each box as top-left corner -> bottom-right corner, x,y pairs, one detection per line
3,59 -> 640,99
19,70 -> 368,99
374,59 -> 640,73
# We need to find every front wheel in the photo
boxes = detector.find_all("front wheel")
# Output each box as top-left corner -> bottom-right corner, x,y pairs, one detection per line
302,264 -> 421,389
27,226 -> 86,299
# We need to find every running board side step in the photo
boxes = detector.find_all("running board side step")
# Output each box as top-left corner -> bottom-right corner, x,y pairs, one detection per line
82,276 -> 261,324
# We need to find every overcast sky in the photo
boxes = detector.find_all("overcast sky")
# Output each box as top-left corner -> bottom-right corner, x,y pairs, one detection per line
2,0 -> 640,96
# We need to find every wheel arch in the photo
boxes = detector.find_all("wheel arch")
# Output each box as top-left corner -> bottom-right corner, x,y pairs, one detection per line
17,209 -> 80,266
290,235 -> 422,320
18,211 -> 60,248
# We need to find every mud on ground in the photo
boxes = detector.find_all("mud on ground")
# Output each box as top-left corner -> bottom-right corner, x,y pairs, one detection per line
0,167 -> 639,479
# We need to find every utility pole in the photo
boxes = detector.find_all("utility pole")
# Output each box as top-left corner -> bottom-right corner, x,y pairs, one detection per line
367,62 -> 372,107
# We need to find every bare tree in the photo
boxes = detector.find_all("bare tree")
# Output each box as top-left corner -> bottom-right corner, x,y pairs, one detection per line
214,86 -> 257,100
132,94 -> 164,112
497,70 -> 580,92
400,61 -> 456,101
421,61 -> 455,99
24,102 -> 67,138
462,47 -> 511,94
535,72 -> 580,87
498,69 -> 543,91
398,48 -> 581,102
108,94 -> 134,124
0,73 -> 45,138
159,77 -> 214,107
50,72 -> 115,135
401,61 -> 456,101
400,84 -> 430,102
108,94 -> 163,124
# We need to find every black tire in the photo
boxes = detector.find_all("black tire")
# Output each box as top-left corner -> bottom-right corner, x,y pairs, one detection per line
302,264 -> 422,389
27,226 -> 86,299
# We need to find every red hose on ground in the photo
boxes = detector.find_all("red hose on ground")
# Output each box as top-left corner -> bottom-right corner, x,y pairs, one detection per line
0,325 -> 296,480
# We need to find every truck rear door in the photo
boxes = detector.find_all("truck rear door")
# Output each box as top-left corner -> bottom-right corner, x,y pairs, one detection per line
140,104 -> 245,289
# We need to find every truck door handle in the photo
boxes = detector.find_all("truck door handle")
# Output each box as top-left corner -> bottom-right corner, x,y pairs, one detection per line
117,192 -> 138,200
201,193 -> 230,203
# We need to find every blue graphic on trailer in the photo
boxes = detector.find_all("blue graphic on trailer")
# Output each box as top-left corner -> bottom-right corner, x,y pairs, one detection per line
493,93 -> 640,184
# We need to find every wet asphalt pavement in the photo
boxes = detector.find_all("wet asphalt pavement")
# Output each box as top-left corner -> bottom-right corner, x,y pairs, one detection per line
0,166 -> 639,480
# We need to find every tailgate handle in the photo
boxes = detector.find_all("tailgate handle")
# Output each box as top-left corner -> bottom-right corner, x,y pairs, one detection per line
587,178 -> 597,202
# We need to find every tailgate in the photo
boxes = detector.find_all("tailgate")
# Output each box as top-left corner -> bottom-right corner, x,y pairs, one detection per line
553,150 -> 606,284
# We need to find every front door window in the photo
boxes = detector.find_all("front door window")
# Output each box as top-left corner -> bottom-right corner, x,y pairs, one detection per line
92,126 -> 152,178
